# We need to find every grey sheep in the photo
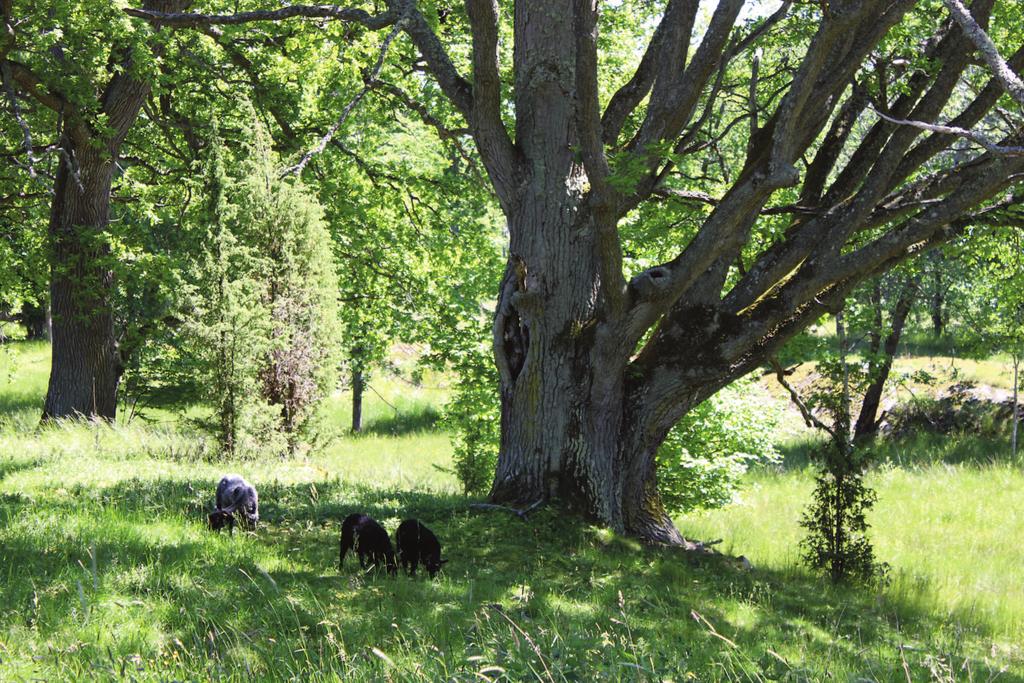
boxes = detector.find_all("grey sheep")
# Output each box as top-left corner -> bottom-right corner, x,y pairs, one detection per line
208,474 -> 259,534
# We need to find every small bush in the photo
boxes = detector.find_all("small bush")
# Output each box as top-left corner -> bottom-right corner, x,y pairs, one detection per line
657,378 -> 781,514
800,443 -> 885,583
441,338 -> 499,495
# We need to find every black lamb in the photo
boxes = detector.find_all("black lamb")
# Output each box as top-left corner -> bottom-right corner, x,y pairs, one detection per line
208,474 -> 259,534
395,518 -> 446,578
339,513 -> 397,575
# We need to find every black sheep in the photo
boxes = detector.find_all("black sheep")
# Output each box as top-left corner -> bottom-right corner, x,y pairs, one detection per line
208,474 -> 259,534
207,508 -> 236,533
339,513 -> 397,575
395,518 -> 447,578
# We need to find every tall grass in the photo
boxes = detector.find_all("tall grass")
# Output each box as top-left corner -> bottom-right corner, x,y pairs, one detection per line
2,340 -> 1023,680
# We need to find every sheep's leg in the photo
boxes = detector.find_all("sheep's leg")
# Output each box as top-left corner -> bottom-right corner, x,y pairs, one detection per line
386,550 -> 397,577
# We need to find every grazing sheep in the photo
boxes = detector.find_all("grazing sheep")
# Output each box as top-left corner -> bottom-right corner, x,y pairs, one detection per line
208,474 -> 259,534
339,513 -> 397,575
395,518 -> 447,578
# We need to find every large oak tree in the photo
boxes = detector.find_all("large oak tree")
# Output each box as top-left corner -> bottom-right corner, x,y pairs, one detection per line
130,0 -> 1024,543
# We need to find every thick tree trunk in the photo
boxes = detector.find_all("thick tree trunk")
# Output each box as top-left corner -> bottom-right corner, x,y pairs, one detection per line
38,0 -> 186,421
853,279 -> 918,439
486,0 -> 718,546
42,139 -> 122,420
489,193 -> 627,519
488,192 -> 714,544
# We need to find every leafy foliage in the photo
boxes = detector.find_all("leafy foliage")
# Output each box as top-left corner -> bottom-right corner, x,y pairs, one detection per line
441,334 -> 500,496
174,119 -> 340,456
657,378 -> 781,514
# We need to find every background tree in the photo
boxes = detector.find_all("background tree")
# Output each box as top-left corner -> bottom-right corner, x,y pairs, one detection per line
1,0 -> 193,419
174,118 -> 341,455
851,269 -> 921,440
946,226 -> 1024,457
774,312 -> 885,582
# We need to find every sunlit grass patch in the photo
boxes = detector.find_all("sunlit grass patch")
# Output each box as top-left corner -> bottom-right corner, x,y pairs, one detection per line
3,339 -> 1024,679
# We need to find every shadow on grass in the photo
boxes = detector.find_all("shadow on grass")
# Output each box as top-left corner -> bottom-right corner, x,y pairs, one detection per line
0,393 -> 42,431
1,475 -> 1020,680
776,431 -> 1019,472
0,456 -> 44,484
358,405 -> 441,436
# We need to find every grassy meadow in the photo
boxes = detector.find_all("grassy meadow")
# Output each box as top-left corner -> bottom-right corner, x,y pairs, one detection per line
1,340 -> 1023,681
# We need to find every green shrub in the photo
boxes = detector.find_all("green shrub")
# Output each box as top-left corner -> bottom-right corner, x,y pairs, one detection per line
656,378 -> 781,514
441,337 -> 499,495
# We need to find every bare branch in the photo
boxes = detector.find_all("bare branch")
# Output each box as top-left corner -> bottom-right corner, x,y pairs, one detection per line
0,60 -> 35,178
747,48 -> 761,155
573,0 -> 609,193
124,5 -> 397,30
391,0 -> 472,117
631,0 -> 742,155
941,0 -> 1024,108
872,107 -> 1024,156
4,59 -> 72,116
600,1 -> 688,147
283,20 -> 403,177
58,144 -> 85,194
770,357 -> 837,438
469,499 -> 544,520
652,187 -> 718,206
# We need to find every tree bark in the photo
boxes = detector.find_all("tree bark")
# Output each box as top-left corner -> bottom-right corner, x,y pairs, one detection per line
930,252 -> 945,338
1012,354 -> 1019,460
352,366 -> 364,433
854,277 -> 920,439
42,139 -> 122,420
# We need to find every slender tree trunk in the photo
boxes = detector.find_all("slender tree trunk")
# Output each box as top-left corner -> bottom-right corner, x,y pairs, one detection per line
1012,354 -> 1019,460
352,366 -> 364,433
854,278 -> 919,439
930,252 -> 945,338
833,310 -> 852,583
42,139 -> 121,420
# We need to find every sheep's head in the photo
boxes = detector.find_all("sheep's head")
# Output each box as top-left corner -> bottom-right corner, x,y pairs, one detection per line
243,503 -> 259,528
426,556 -> 448,578
208,509 -> 234,532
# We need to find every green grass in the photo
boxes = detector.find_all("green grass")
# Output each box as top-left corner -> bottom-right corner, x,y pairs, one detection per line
2,340 -> 1024,681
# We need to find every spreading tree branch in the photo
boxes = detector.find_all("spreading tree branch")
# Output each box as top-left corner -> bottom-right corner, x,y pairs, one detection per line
283,19 -> 404,176
464,0 -> 520,208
